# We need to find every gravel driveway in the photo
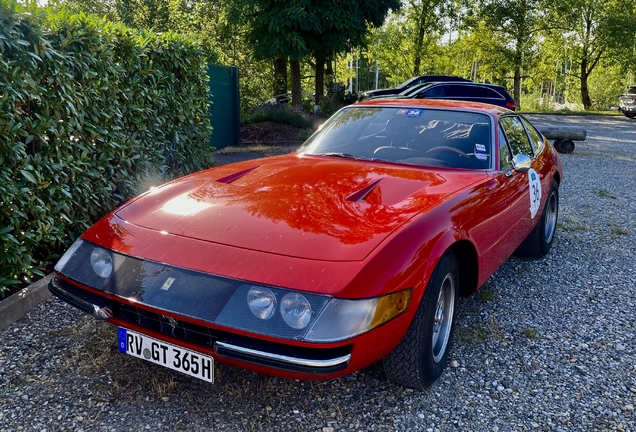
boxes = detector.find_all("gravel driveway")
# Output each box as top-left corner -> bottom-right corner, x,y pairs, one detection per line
2,115 -> 635,432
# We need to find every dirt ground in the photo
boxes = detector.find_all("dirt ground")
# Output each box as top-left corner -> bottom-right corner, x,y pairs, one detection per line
211,121 -> 308,166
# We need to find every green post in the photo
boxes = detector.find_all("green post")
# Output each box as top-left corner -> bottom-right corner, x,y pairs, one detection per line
208,64 -> 240,149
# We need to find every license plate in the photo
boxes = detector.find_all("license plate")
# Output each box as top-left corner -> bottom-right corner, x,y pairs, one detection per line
118,328 -> 214,383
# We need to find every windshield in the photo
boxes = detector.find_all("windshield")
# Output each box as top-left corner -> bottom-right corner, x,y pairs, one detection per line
398,83 -> 434,97
299,107 -> 493,170
397,76 -> 420,89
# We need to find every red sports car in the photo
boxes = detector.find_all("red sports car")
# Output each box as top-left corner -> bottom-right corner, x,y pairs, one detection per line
50,99 -> 562,389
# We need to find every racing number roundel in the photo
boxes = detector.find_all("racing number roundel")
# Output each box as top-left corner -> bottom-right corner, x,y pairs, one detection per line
528,168 -> 541,219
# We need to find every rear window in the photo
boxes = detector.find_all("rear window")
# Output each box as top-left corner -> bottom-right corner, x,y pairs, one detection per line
299,107 -> 493,170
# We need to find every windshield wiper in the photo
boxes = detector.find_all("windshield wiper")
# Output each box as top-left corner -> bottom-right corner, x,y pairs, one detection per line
317,152 -> 358,158
315,152 -> 383,162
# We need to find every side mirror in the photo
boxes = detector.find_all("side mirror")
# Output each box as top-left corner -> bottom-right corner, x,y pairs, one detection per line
512,154 -> 532,173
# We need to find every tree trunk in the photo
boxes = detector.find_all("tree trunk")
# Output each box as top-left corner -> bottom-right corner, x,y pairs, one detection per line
291,60 -> 302,109
580,57 -> 592,110
315,54 -> 325,105
580,72 -> 592,110
513,66 -> 522,110
412,2 -> 428,76
273,58 -> 287,99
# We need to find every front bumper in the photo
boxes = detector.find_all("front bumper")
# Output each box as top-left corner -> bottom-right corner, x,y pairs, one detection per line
49,276 -> 352,375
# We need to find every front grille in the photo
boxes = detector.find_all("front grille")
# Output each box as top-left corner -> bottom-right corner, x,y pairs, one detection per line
116,304 -> 217,349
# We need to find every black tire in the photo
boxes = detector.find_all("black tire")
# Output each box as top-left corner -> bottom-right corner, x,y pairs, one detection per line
383,251 -> 459,389
624,113 -> 635,119
514,179 -> 559,258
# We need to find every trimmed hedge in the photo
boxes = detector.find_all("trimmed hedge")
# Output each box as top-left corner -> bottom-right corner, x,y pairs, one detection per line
0,3 -> 213,295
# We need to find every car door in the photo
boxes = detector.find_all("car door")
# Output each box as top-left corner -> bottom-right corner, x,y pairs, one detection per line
498,114 -> 541,249
469,126 -> 520,279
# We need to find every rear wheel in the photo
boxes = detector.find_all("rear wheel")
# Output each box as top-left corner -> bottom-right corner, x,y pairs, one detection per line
624,112 -> 636,118
515,179 -> 559,258
383,251 -> 459,389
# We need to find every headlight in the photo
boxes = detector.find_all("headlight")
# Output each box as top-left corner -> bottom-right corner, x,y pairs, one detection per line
306,289 -> 412,342
54,238 -> 84,273
90,248 -> 113,278
280,293 -> 312,329
247,286 -> 277,319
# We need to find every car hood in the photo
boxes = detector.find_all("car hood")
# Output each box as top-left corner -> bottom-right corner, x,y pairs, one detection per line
116,154 -> 486,261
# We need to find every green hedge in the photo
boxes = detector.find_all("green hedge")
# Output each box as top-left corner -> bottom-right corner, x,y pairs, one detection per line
0,3 -> 213,295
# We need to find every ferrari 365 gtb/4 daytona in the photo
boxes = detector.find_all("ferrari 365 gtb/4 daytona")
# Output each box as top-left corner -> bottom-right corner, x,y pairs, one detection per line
51,99 -> 562,389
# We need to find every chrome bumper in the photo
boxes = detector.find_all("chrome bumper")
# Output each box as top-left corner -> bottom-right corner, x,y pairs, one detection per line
49,276 -> 113,320
215,341 -> 351,370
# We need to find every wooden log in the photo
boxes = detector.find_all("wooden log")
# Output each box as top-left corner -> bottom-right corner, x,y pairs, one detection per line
537,126 -> 586,141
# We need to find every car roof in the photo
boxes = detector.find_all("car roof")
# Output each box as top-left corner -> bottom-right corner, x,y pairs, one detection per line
354,98 -> 509,116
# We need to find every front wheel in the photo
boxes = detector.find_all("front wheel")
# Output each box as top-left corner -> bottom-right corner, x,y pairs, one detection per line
383,251 -> 459,389
515,179 -> 559,258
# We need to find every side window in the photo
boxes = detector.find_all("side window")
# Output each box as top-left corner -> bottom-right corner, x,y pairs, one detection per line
498,129 -> 512,169
448,85 -> 500,99
472,87 -> 503,99
521,117 -> 544,155
499,116 -> 534,156
446,85 -> 468,97
421,85 -> 448,98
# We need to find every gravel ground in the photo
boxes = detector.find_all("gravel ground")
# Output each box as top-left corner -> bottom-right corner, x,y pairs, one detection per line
2,115 -> 636,432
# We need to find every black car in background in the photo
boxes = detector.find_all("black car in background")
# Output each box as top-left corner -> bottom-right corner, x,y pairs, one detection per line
619,86 -> 636,118
359,75 -> 470,100
382,81 -> 517,111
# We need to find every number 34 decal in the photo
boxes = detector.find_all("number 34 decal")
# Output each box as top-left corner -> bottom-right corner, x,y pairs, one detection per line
528,168 -> 542,219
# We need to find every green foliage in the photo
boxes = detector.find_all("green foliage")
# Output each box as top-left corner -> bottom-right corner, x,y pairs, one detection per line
0,4 -> 212,296
317,97 -> 342,117
242,104 -> 312,129
587,62 -> 628,109
297,128 -> 314,141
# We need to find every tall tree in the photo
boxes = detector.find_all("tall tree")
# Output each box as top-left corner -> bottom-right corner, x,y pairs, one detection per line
475,0 -> 547,109
551,0 -> 636,109
407,0 -> 448,75
237,0 -> 398,105
306,0 -> 400,104
233,0 -> 318,107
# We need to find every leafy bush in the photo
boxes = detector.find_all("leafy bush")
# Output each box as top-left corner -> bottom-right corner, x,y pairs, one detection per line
332,86 -> 358,105
317,96 -> 342,116
0,3 -> 212,296
242,103 -> 313,128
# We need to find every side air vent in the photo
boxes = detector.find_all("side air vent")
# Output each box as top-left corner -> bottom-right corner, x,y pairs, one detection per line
216,166 -> 260,184
346,179 -> 381,202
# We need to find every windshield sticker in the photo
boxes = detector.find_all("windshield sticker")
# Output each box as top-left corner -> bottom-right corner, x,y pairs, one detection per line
474,144 -> 488,160
528,168 -> 542,219
396,109 -> 407,115
405,109 -> 423,117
